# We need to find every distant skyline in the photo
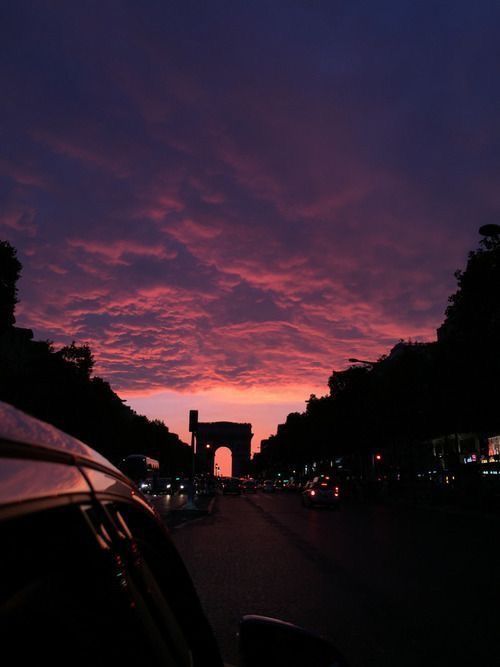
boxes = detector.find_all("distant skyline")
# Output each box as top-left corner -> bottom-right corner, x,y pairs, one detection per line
2,2 -> 499,451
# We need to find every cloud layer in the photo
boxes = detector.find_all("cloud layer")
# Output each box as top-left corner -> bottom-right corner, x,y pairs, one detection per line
1,1 -> 499,441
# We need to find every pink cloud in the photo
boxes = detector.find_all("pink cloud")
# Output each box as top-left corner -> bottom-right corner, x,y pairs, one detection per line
67,238 -> 178,265
0,202 -> 37,235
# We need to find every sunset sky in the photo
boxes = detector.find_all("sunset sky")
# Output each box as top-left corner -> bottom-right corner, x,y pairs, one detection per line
1,2 -> 499,452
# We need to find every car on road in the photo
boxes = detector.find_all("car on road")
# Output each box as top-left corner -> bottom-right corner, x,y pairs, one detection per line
262,479 -> 276,493
195,475 -> 216,496
282,480 -> 300,493
140,477 -> 173,495
139,477 -> 154,493
241,478 -> 257,493
302,478 -> 341,509
0,401 -> 348,667
222,477 -> 242,495
175,477 -> 191,494
155,476 -> 173,494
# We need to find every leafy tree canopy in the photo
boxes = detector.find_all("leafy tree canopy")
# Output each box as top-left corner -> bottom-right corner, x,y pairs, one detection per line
438,234 -> 500,352
59,341 -> 95,379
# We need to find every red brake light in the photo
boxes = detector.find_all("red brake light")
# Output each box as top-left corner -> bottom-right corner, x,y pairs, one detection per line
310,490 -> 316,496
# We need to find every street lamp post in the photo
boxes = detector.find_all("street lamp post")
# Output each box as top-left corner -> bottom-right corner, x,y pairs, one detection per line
205,444 -> 212,474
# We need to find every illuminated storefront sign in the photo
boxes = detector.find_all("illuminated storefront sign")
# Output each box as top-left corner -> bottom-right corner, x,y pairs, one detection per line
488,435 -> 500,457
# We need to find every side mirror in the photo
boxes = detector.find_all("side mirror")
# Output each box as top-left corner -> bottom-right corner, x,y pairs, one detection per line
239,615 -> 349,667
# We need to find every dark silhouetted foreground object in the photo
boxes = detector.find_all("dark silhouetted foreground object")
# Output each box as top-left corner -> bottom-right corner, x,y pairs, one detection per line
479,223 -> 500,237
239,615 -> 349,667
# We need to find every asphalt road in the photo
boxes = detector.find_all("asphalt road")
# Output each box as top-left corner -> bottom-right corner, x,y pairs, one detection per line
147,492 -> 187,514
172,491 -> 500,667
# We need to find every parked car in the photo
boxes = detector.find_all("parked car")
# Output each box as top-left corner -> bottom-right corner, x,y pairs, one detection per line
302,478 -> 341,509
0,401 -> 348,667
262,479 -> 276,493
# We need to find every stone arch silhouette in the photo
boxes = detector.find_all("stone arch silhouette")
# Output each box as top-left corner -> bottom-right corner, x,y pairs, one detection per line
196,421 -> 252,477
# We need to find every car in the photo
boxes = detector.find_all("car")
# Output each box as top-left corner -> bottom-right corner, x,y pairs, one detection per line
282,481 -> 300,493
302,478 -> 341,509
155,476 -> 173,494
140,476 -> 171,495
0,401 -> 348,667
241,478 -> 257,493
222,477 -> 242,495
175,477 -> 191,494
195,475 -> 216,496
139,477 -> 154,493
262,479 -> 276,493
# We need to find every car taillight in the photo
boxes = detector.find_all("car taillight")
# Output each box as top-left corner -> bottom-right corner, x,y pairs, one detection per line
310,490 -> 316,496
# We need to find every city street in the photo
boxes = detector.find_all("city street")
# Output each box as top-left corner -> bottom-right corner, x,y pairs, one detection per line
173,492 -> 500,667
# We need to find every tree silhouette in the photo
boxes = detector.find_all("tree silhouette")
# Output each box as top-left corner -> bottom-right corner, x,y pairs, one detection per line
437,232 -> 500,432
0,240 -> 22,332
0,240 -> 191,474
438,233 -> 500,351
257,230 -> 500,481
59,341 -> 95,379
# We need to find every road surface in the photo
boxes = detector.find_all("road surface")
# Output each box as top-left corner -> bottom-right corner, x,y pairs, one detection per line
173,491 -> 500,667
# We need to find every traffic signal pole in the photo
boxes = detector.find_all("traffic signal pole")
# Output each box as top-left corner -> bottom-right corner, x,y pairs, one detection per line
185,410 -> 198,510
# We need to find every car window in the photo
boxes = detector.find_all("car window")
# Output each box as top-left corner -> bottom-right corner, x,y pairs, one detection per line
105,501 -> 223,667
0,503 -> 184,666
